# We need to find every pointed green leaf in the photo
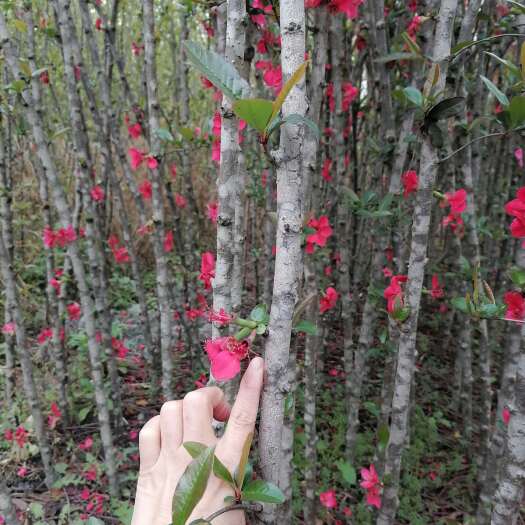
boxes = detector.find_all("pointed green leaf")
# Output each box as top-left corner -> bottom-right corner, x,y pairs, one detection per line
172,446 -> 215,525
269,61 -> 308,124
509,96 -> 525,127
451,297 -> 468,314
484,52 -> 521,78
377,423 -> 390,452
232,98 -> 273,132
336,460 -> 356,486
293,319 -> 317,335
242,462 -> 253,488
183,41 -> 251,101
374,52 -> 422,63
235,432 -> 253,488
480,75 -> 509,106
403,87 -> 423,107
241,479 -> 285,504
184,442 -> 237,486
451,40 -> 474,54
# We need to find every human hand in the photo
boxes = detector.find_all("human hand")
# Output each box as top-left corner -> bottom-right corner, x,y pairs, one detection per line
131,357 -> 264,525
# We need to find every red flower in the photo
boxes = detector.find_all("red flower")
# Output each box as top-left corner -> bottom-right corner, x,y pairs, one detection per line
84,465 -> 97,481
212,139 -> 221,163
505,187 -> 525,239
4,428 -> 13,441
320,287 -> 339,314
90,185 -> 105,202
431,274 -> 444,299
401,170 -> 418,198
113,246 -> 130,264
17,466 -> 28,477
383,267 -> 393,278
205,336 -> 249,381
199,252 -> 216,290
504,291 -> 525,321
67,302 -> 81,321
195,373 -> 208,389
14,426 -> 28,448
39,70 -> 49,85
138,179 -> 152,200
128,123 -> 142,139
515,148 -> 523,168
212,111 -> 222,137
444,189 -> 467,214
305,0 -> 322,7
384,275 -> 408,313
502,406 -> 511,425
43,226 -> 56,248
360,464 -> 382,509
263,64 -> 283,94
80,487 -> 91,501
186,308 -> 205,321
163,231 -> 174,253
38,327 -> 53,345
342,82 -> 359,111
407,15 -> 422,40
175,193 -> 187,208
306,215 -> 333,254
319,489 -> 337,509
321,158 -> 333,182
131,41 -> 144,56
328,0 -> 364,19
408,0 -> 418,12
95,17 -> 102,30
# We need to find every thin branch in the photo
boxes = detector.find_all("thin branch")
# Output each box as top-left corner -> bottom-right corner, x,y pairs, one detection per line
203,502 -> 263,523
437,132 -> 506,163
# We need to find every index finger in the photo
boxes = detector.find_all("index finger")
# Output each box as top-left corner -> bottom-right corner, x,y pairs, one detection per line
216,357 -> 264,468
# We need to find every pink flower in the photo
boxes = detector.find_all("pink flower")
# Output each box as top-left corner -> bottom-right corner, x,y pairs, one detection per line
80,487 -> 91,501
329,0 -> 364,19
504,291 -> 525,321
17,466 -> 28,477
515,147 -> 524,168
113,246 -> 130,264
205,336 -> 249,381
263,64 -> 282,94
407,15 -> 422,39
147,156 -> 158,170
306,216 -> 333,254
321,158 -> 333,182
175,193 -> 187,208
320,287 -> 339,314
128,147 -> 144,170
360,464 -> 382,509
43,226 -> 56,248
384,275 -> 408,313
305,0 -> 322,7
79,436 -> 93,451
319,489 -> 337,509
138,179 -> 152,200
207,201 -> 218,223
48,402 -> 61,429
431,274 -> 444,299
212,139 -> 221,163
90,185 -> 105,202
67,302 -> 81,321
383,267 -> 393,278
131,42 -> 144,56
84,465 -> 97,481
163,231 -> 174,253
402,170 -> 418,198
199,252 -> 216,290
408,0 -> 418,12
55,225 -> 77,247
502,406 -> 511,425
2,322 -> 15,335
212,111 -> 222,137
128,123 -> 142,139
207,308 -> 234,325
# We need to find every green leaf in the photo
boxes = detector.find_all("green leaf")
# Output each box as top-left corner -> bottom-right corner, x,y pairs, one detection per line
294,319 -> 317,335
377,423 -> 390,452
403,86 -> 423,107
451,297 -> 468,313
266,114 -> 320,141
451,40 -> 473,54
480,75 -> 509,106
374,52 -> 422,63
255,323 -> 267,335
13,19 -> 27,32
77,406 -> 91,423
336,460 -> 356,486
183,41 -> 251,101
235,432 -> 253,488
188,520 -> 212,525
154,128 -> 174,142
242,462 -> 253,488
241,480 -> 285,504
183,441 -> 207,458
510,267 -> 525,287
401,31 -> 421,55
391,306 -> 410,322
507,0 -> 525,13
425,97 -> 465,122
179,127 -> 194,141
509,96 -> 525,127
269,61 -> 308,124
250,304 -> 268,323
484,52 -> 521,78
478,303 -> 505,319
232,98 -> 273,132
172,446 -> 215,525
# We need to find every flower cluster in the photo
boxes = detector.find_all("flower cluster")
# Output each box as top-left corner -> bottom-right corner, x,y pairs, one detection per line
42,225 -> 78,248
441,189 -> 467,232
384,274 -> 408,313
205,336 -> 249,381
306,215 -> 333,254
